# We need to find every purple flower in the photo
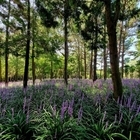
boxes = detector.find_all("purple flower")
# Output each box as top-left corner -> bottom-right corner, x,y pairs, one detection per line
23,96 -> 27,113
60,100 -> 68,120
68,98 -> 74,117
69,84 -> 73,90
127,94 -> 132,108
70,98 -> 74,107
68,106 -> 73,117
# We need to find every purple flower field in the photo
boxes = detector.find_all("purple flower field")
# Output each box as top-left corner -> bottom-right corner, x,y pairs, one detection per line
0,79 -> 140,140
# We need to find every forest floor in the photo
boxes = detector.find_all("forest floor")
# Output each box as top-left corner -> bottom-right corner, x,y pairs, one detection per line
0,79 -> 140,140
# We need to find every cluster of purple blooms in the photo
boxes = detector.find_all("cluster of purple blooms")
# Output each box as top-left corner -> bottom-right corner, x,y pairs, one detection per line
0,79 -> 140,126
60,98 -> 83,122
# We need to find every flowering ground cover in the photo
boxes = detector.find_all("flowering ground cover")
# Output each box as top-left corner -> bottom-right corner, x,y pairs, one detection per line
0,79 -> 140,140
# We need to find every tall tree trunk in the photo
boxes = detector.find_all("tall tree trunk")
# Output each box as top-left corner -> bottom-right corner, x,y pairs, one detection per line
5,0 -> 11,86
64,0 -> 68,85
32,0 -> 36,85
105,0 -> 122,100
93,16 -> 98,82
84,45 -> 87,79
32,44 -> 35,84
103,25 -> 107,80
89,49 -> 93,79
118,0 -> 126,77
118,21 -> 123,60
23,0 -> 30,89
50,59 -> 53,79
121,33 -> 125,78
103,47 -> 107,80
93,48 -> 97,81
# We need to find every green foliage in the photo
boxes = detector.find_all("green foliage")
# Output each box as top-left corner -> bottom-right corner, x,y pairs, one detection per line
35,0 -> 58,28
0,0 -> 6,5
0,110 -> 35,140
78,1 -> 105,50
34,108 -> 86,140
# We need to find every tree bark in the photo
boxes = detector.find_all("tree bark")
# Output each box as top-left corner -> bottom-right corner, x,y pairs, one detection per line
64,0 -> 68,85
103,47 -> 107,80
32,44 -> 35,84
93,48 -> 97,81
105,0 -> 123,100
23,0 -> 30,89
50,59 -> 53,79
93,16 -> 98,82
121,33 -> 125,78
32,1 -> 36,85
118,21 -> 123,60
5,0 -> 11,86
103,24 -> 107,80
